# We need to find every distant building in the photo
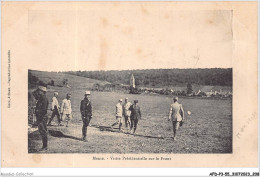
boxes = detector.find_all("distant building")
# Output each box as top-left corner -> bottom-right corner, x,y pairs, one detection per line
195,87 -> 214,97
195,86 -> 232,97
130,74 -> 135,88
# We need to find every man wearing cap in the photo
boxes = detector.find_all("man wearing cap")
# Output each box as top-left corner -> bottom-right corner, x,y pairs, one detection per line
60,93 -> 72,127
34,86 -> 49,151
168,96 -> 185,141
47,92 -> 61,126
129,100 -> 142,135
123,98 -> 132,129
80,91 -> 92,142
111,99 -> 123,132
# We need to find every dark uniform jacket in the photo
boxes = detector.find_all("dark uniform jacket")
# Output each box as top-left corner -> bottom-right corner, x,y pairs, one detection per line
80,98 -> 92,117
129,104 -> 141,120
35,95 -> 49,120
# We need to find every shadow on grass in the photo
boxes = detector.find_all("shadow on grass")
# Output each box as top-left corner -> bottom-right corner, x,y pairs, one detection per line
28,129 -> 82,153
48,130 -> 82,141
91,124 -> 164,139
28,129 -> 82,141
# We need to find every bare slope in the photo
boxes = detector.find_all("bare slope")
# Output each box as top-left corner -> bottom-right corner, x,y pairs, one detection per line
29,70 -> 110,90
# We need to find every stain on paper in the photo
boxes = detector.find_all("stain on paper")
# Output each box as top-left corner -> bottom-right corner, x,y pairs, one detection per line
207,19 -> 214,25
32,154 -> 42,163
136,48 -> 143,55
123,26 -> 134,35
141,5 -> 149,15
164,14 -> 170,19
101,17 -> 108,28
98,36 -> 108,70
52,19 -> 63,26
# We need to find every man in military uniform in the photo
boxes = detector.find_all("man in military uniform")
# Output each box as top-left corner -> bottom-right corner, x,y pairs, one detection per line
48,91 -> 61,126
129,100 -> 141,135
80,91 -> 92,142
123,98 -> 132,129
168,96 -> 185,141
34,86 -> 49,151
111,99 -> 123,132
61,93 -> 72,127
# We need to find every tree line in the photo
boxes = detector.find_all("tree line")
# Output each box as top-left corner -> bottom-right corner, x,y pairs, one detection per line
67,68 -> 232,87
28,70 -> 69,88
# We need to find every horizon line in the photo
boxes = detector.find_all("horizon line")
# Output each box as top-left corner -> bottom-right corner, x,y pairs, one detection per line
29,67 -> 232,73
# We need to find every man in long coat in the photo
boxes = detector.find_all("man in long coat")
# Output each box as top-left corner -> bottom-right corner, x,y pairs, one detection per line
129,100 -> 141,135
33,86 -> 49,151
80,91 -> 92,142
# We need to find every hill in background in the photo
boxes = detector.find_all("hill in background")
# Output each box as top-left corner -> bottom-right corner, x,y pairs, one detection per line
28,70 -> 110,90
66,68 -> 232,88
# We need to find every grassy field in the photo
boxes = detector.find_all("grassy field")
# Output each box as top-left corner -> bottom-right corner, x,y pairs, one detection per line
28,85 -> 232,153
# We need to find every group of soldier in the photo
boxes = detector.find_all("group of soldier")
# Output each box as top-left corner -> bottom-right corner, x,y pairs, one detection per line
32,86 -> 93,151
111,98 -> 142,134
32,85 -> 185,152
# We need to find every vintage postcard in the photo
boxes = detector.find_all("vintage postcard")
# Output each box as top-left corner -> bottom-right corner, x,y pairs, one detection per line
1,1 -> 258,168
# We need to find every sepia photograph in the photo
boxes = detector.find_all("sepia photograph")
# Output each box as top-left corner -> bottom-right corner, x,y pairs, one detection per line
1,1 -> 257,170
25,6 -> 234,154
28,68 -> 232,153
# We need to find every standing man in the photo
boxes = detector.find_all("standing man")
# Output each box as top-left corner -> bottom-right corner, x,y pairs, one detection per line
60,93 -> 72,127
111,99 -> 123,132
129,100 -> 141,135
34,86 -> 49,151
80,91 -> 92,142
48,92 -> 61,126
168,96 -> 185,141
123,98 -> 132,129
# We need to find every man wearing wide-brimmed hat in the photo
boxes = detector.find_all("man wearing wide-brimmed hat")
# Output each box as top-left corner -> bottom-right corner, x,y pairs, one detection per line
34,86 -> 49,152
80,91 -> 92,142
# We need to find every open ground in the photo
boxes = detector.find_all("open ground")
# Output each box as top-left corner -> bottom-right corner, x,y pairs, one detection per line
28,72 -> 232,153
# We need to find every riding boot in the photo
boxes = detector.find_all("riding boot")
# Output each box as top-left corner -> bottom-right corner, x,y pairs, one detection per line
119,123 -> 122,132
42,137 -> 48,149
133,127 -> 136,134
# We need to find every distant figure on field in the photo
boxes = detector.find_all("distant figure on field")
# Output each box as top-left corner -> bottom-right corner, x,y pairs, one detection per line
80,91 -> 92,142
48,92 -> 61,126
129,100 -> 141,135
60,93 -> 72,127
168,96 -> 185,141
123,98 -> 132,129
111,99 -> 123,132
33,86 -> 49,152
